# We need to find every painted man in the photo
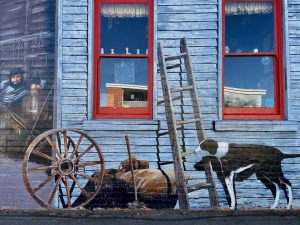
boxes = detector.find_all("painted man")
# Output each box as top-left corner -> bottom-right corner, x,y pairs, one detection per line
0,68 -> 28,112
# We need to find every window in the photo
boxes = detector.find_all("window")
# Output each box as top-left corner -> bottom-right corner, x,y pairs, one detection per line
93,0 -> 153,118
223,0 -> 284,119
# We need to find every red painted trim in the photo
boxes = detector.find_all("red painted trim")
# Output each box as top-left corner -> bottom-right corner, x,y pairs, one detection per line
93,0 -> 153,119
222,0 -> 284,120
226,0 -> 273,2
98,54 -> 148,58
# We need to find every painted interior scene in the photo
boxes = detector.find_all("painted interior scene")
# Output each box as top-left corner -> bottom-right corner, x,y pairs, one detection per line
1,0 -> 300,212
0,0 -> 56,209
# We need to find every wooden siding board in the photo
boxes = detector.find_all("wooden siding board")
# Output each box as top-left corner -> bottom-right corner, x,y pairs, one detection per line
62,0 -> 87,6
62,14 -> 88,22
62,39 -> 87,47
62,6 -> 88,15
158,13 -> 217,22
57,0 -> 300,209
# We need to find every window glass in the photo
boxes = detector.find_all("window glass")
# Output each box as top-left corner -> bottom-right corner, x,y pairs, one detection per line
100,58 -> 148,108
100,3 -> 148,54
224,56 -> 274,108
225,2 -> 274,53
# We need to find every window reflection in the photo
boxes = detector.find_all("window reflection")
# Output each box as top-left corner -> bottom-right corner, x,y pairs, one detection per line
100,3 -> 148,55
224,57 -> 274,108
100,58 -> 148,108
225,2 -> 274,53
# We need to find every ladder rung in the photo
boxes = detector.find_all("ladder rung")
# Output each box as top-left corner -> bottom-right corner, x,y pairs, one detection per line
166,64 -> 181,70
157,100 -> 164,106
188,182 -> 213,193
158,161 -> 174,165
165,53 -> 187,61
170,85 -> 194,93
181,151 -> 195,157
157,95 -> 183,105
157,127 -> 184,137
176,118 -> 200,125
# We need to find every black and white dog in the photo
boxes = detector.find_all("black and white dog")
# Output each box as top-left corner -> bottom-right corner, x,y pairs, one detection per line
194,139 -> 300,209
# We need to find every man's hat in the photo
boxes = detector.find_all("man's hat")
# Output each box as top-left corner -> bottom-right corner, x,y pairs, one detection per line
9,68 -> 25,76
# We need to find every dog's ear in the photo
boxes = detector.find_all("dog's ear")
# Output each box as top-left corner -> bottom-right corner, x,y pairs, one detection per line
200,139 -> 218,155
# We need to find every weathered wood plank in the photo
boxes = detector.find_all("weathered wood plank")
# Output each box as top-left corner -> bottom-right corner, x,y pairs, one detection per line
63,6 -> 87,15
214,121 -> 299,132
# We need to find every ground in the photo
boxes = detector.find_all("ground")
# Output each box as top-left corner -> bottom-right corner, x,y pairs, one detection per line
0,209 -> 299,225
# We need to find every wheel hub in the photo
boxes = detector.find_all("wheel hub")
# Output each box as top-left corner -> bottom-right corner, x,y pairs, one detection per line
58,159 -> 74,175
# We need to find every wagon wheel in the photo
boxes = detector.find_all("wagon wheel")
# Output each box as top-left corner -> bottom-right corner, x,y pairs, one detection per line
22,128 -> 105,209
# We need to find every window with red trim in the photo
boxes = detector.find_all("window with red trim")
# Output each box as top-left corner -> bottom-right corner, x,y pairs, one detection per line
94,0 -> 153,119
222,0 -> 284,119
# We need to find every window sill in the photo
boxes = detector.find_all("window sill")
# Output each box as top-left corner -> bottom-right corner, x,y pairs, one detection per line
214,120 -> 298,132
82,119 -> 159,131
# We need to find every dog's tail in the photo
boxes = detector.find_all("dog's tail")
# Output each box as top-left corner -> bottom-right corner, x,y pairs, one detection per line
283,154 -> 300,159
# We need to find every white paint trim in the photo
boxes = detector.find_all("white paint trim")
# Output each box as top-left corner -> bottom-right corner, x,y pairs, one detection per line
224,164 -> 255,209
55,0 -> 63,129
271,182 -> 280,209
282,0 -> 291,120
87,0 -> 94,120
217,0 -> 223,120
225,172 -> 236,209
283,182 -> 293,209
234,164 -> 254,174
53,1 -> 62,205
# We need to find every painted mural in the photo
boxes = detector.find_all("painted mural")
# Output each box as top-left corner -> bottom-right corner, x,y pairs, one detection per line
1,0 -> 300,212
0,0 -> 56,209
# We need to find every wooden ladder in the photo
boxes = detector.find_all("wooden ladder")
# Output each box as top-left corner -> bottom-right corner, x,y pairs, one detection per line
157,37 -> 219,210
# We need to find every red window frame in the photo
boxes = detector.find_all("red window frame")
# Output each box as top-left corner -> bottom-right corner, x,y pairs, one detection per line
93,0 -> 153,119
222,0 -> 285,120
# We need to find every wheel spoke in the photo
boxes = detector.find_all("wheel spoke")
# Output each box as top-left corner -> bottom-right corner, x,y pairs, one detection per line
33,172 -> 58,193
63,131 -> 69,158
32,150 -> 58,163
56,132 -> 62,153
58,178 -> 67,208
76,173 -> 96,183
45,136 -> 62,159
76,161 -> 103,168
70,174 -> 90,198
48,175 -> 62,205
65,176 -> 72,208
74,144 -> 94,163
70,134 -> 84,160
28,165 -> 58,172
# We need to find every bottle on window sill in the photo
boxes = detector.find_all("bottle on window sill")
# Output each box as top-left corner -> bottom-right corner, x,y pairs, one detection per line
126,47 -> 131,54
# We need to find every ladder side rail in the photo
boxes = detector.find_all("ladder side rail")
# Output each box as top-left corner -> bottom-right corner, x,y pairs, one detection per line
204,162 -> 219,207
180,37 -> 219,208
180,37 -> 206,142
157,42 -> 190,210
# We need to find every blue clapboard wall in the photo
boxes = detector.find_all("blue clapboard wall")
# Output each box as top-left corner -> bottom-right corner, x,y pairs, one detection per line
58,0 -> 300,209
